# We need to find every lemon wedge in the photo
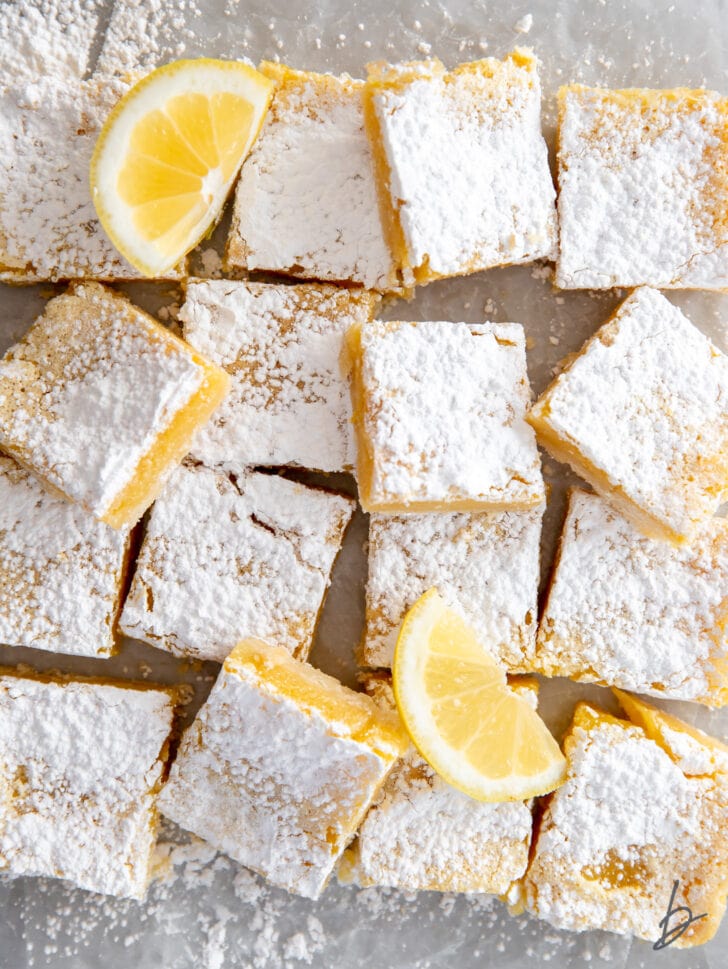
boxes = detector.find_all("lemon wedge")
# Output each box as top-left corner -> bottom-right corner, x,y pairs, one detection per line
90,58 -> 273,276
393,589 -> 567,802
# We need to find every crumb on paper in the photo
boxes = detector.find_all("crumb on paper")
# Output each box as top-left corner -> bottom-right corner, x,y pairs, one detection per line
515,14 -> 533,34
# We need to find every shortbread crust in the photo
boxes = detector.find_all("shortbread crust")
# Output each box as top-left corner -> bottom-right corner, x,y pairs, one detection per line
0,669 -> 177,899
180,279 -> 378,473
159,640 -> 408,899
227,62 -> 398,291
120,463 -> 354,663
346,320 -> 545,512
0,282 -> 229,529
0,455 -> 131,658
361,506 -> 542,670
364,49 -> 557,286
535,490 -> 728,706
527,287 -> 728,543
524,701 -> 728,947
556,84 -> 728,289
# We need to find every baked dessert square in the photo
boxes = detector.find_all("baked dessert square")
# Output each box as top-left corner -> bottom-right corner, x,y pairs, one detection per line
0,454 -> 131,658
346,319 -> 545,512
0,74 -> 185,282
556,84 -> 728,289
524,697 -> 728,947
158,639 -> 408,898
120,462 -> 354,663
364,49 -> 557,286
0,282 -> 229,529
339,675 -> 535,895
0,669 -> 177,899
535,489 -> 728,706
226,62 -> 398,291
361,506 -> 542,669
527,287 -> 728,543
180,279 -> 379,473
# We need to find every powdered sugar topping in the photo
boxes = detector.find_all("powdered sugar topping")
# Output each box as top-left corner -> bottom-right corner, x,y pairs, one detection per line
181,279 -> 376,472
120,463 -> 354,662
0,674 -> 175,899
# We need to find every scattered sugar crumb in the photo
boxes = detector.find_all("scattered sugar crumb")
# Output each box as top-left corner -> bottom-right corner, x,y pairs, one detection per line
515,14 -> 534,34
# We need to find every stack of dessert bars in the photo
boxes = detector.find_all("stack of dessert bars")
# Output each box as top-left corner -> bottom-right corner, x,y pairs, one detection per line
0,40 -> 728,948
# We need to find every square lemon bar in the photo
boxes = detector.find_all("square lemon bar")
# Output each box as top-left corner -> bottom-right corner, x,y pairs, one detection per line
527,287 -> 728,543
364,50 -> 557,286
158,640 -> 408,899
339,675 -> 535,895
0,669 -> 178,899
347,320 -> 544,512
361,506 -> 542,670
180,279 -> 378,473
524,697 -> 728,947
0,454 -> 131,658
535,489 -> 728,706
0,74 -> 185,282
120,463 -> 354,663
226,62 -> 398,292
557,85 -> 728,289
0,282 -> 229,529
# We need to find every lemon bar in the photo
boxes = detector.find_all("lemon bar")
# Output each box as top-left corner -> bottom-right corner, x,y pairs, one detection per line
364,50 -> 557,286
524,699 -> 728,947
226,62 -> 398,291
361,506 -> 542,669
180,279 -> 378,473
0,669 -> 177,899
0,74 -> 186,283
0,455 -> 131,658
158,640 -> 408,898
535,489 -> 728,706
556,85 -> 728,289
347,320 -> 545,513
527,287 -> 728,544
339,675 -> 535,894
120,463 -> 354,663
0,282 -> 229,529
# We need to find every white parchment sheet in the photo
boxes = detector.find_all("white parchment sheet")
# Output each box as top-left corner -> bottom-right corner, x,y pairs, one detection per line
1,1 -> 728,966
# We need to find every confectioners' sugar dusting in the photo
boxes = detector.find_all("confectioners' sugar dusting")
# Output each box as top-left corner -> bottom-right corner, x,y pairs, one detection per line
0,0 -> 99,83
350,681 -> 533,893
359,321 -> 544,507
539,725 -> 706,864
0,455 -> 129,657
0,75 -> 157,282
557,85 -> 728,289
527,716 -> 728,941
120,463 -> 354,662
532,287 -> 728,538
0,675 -> 174,900
536,490 -> 728,702
363,507 -> 541,669
181,280 -> 375,472
0,284 -> 206,518
159,659 -> 397,899
658,724 -> 728,776
369,54 -> 557,278
228,67 -> 396,290
96,0 -> 201,75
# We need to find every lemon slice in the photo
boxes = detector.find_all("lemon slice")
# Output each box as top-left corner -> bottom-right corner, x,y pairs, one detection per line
90,58 -> 273,276
393,589 -> 567,802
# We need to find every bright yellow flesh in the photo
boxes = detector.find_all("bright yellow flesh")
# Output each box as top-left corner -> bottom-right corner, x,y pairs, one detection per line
226,640 -> 408,760
91,59 -> 273,276
392,589 -> 567,802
